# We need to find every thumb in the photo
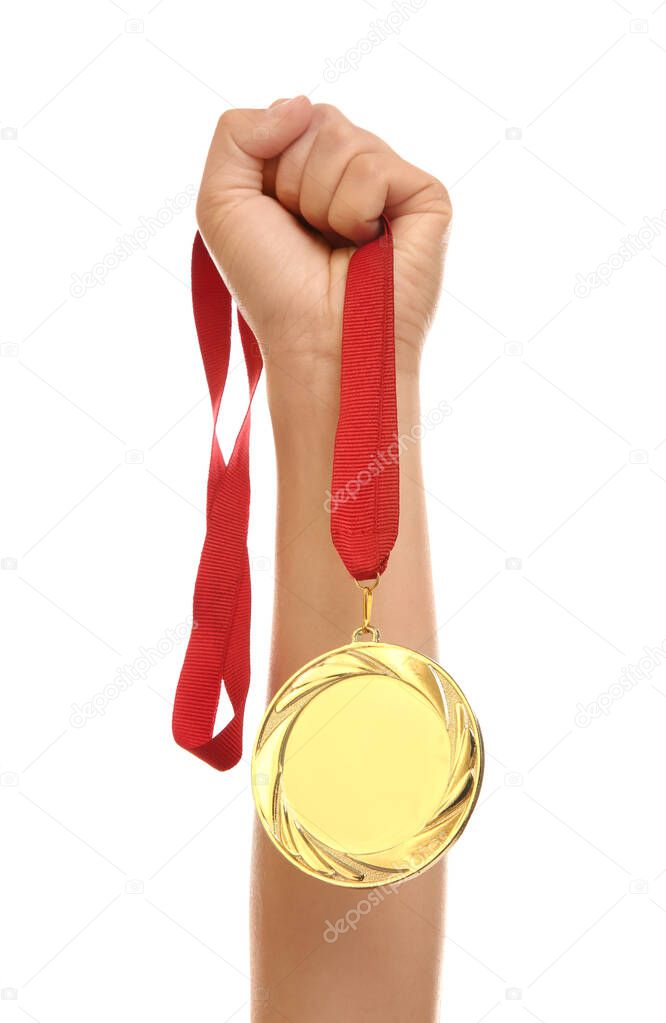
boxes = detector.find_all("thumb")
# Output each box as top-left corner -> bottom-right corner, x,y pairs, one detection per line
197,96 -> 312,228
195,96 -> 320,340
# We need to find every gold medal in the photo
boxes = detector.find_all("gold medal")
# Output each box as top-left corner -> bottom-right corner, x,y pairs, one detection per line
251,582 -> 483,888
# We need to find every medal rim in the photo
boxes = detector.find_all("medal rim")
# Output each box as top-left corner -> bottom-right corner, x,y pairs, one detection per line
251,640 -> 484,889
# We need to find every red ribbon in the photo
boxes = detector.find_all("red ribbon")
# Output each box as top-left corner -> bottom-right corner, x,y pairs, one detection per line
173,218 -> 398,770
331,217 -> 398,580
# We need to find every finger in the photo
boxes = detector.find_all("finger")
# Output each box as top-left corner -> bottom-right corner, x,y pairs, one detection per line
329,151 -> 451,245
270,115 -> 321,216
263,97 -> 294,193
298,113 -> 388,238
263,98 -> 295,193
270,104 -> 378,222
264,129 -> 316,211
198,97 -> 313,225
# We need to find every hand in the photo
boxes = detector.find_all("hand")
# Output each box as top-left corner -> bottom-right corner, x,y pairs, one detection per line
196,97 -> 451,401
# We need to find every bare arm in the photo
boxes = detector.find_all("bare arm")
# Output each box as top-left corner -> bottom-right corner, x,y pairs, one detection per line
252,368 -> 446,1022
195,96 -> 451,1022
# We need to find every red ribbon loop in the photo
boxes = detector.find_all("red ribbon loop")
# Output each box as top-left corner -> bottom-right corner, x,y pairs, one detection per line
173,220 -> 397,770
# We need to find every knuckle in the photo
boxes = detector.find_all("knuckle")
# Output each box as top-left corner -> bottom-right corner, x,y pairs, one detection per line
215,108 -> 236,134
311,102 -> 342,123
348,151 -> 377,177
215,108 -> 250,144
430,176 -> 452,209
325,120 -> 355,148
422,176 -> 452,220
311,104 -> 355,145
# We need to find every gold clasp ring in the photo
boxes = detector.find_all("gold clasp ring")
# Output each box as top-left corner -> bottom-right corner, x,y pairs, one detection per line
352,575 -> 381,642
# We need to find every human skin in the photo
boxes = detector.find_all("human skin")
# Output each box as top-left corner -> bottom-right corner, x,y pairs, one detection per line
196,97 -> 452,1022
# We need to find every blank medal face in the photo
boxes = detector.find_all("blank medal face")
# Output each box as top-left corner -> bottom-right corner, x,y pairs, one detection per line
251,642 -> 483,888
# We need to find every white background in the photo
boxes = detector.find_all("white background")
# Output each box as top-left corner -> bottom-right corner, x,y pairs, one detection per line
2,0 -> 666,1020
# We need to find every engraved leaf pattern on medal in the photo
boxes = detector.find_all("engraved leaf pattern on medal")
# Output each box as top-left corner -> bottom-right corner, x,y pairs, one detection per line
255,646 -> 482,886
422,698 -> 478,834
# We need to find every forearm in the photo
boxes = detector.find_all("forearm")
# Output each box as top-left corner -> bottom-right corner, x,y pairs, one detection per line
267,362 -> 438,691
251,360 -> 445,1023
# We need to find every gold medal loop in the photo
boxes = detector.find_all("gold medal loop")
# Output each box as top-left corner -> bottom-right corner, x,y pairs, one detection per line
352,624 -> 381,642
352,575 -> 380,642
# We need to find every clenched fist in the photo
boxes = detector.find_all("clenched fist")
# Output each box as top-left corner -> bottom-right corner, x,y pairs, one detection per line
195,96 -> 451,400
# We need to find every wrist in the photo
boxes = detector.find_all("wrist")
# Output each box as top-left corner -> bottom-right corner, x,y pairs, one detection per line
264,347 -> 339,424
267,357 -> 424,470
264,341 -> 423,427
